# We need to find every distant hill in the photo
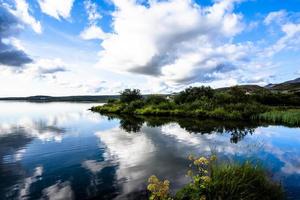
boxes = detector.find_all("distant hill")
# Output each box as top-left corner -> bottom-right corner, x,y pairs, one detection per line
0,95 -> 119,102
217,77 -> 300,94
217,85 -> 268,93
0,77 -> 299,102
266,77 -> 300,93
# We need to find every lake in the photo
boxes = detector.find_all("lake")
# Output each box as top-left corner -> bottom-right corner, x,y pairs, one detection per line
0,102 -> 299,200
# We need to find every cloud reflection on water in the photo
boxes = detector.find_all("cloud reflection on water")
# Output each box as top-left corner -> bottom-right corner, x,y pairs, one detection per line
0,102 -> 300,199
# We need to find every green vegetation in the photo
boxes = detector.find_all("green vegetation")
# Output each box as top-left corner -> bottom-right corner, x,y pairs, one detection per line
147,155 -> 284,200
256,109 -> 300,126
91,86 -> 300,125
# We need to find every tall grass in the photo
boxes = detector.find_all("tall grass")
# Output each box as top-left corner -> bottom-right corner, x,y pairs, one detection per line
205,162 -> 284,200
148,156 -> 284,200
256,109 -> 300,126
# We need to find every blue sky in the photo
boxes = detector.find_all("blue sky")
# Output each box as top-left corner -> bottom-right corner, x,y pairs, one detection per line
0,0 -> 300,96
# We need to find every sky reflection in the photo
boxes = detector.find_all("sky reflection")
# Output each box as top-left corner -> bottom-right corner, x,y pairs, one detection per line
0,102 -> 299,199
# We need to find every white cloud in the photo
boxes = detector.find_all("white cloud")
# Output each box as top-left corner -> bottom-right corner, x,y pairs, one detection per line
19,166 -> 43,199
24,58 -> 68,78
84,0 -> 102,23
264,10 -> 287,25
42,181 -> 74,200
96,0 -> 245,84
265,22 -> 300,57
38,0 -> 75,20
80,0 -> 107,40
9,0 -> 42,33
80,25 -> 108,40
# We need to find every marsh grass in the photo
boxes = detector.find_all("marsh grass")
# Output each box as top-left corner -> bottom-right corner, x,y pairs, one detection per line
205,162 -> 284,200
256,109 -> 300,126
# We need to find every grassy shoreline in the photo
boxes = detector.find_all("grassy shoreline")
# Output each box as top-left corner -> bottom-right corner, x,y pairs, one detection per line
91,104 -> 300,126
91,87 -> 300,126
147,155 -> 284,200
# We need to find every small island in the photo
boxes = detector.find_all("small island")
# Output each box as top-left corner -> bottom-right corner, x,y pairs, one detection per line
91,82 -> 300,126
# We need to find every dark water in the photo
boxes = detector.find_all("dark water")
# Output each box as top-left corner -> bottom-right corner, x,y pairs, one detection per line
0,102 -> 300,200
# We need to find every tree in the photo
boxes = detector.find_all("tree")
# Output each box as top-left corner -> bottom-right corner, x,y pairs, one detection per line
174,86 -> 215,104
120,89 -> 143,103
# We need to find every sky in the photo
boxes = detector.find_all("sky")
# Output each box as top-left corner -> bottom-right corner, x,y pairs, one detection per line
0,0 -> 300,96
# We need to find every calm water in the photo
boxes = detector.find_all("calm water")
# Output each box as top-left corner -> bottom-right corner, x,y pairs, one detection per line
0,102 -> 300,200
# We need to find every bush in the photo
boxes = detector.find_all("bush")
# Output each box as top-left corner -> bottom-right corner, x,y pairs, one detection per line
148,155 -> 284,200
146,95 -> 168,105
120,89 -> 143,103
228,86 -> 248,103
174,86 -> 214,104
122,100 -> 145,113
107,98 -> 118,104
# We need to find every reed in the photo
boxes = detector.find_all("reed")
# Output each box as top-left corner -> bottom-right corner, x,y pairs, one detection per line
257,109 -> 300,126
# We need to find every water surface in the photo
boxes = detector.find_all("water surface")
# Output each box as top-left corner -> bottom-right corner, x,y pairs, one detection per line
0,102 -> 299,199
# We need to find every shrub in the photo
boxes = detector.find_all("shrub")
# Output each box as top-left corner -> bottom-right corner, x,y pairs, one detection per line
174,86 -> 214,104
148,155 -> 284,200
122,100 -> 145,113
107,98 -> 118,104
146,95 -> 168,105
214,92 -> 234,105
120,89 -> 143,103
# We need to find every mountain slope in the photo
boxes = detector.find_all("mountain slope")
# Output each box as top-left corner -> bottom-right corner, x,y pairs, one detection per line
267,77 -> 300,93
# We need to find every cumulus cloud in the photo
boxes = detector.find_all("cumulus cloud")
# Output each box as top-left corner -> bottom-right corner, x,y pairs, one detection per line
0,6 -> 33,67
8,0 -> 42,33
96,0 -> 245,84
80,0 -> 107,40
38,0 -> 75,20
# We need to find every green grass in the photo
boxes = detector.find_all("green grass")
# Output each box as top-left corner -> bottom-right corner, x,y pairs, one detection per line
148,155 -> 284,200
256,109 -> 300,126
176,163 -> 283,200
92,102 -> 300,126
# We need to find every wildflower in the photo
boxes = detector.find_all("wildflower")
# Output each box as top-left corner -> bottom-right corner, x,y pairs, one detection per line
200,176 -> 211,183
210,155 -> 217,162
194,157 -> 209,165
147,175 -> 171,199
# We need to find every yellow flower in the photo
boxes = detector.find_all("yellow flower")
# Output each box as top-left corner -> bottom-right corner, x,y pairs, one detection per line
194,157 -> 209,165
200,176 -> 211,183
210,155 -> 217,162
148,175 -> 159,183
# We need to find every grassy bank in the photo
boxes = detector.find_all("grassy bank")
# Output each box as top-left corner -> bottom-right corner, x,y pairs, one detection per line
147,155 -> 284,200
255,109 -> 300,126
91,87 -> 300,125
